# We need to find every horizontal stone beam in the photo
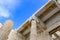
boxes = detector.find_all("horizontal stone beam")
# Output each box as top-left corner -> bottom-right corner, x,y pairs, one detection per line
46,21 -> 60,34
18,21 -> 31,32
41,7 -> 59,22
36,0 -> 54,17
22,26 -> 30,35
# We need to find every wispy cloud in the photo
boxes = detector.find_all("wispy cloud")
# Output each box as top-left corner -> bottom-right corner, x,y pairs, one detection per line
0,7 -> 10,18
0,0 -> 20,18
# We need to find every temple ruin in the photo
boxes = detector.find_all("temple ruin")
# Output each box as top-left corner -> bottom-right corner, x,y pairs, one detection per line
0,0 -> 60,40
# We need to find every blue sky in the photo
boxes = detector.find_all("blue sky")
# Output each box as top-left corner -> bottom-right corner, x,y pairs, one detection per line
0,0 -> 48,29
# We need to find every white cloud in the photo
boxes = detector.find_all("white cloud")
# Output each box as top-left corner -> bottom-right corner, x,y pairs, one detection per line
0,7 -> 10,18
0,0 -> 20,18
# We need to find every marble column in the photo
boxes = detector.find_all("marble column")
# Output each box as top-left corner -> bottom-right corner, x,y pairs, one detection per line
41,31 -> 53,40
30,19 -> 37,40
0,20 -> 14,40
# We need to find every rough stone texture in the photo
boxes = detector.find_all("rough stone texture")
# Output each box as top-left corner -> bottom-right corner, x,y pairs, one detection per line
41,31 -> 53,40
30,20 -> 37,40
7,30 -> 25,40
0,20 -> 13,40
0,0 -> 60,40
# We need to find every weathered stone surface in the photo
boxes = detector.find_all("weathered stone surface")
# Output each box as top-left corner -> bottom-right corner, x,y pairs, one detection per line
7,30 -> 25,40
30,20 -> 37,40
0,20 -> 13,40
0,0 -> 60,40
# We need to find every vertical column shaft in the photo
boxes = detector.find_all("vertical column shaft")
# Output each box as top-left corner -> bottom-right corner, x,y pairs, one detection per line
30,20 -> 37,40
41,31 -> 53,40
0,20 -> 13,40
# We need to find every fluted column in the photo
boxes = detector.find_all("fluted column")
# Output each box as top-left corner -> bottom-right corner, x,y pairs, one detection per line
30,19 -> 37,40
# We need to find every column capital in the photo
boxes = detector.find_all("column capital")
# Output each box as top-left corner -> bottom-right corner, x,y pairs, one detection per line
31,16 -> 40,23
